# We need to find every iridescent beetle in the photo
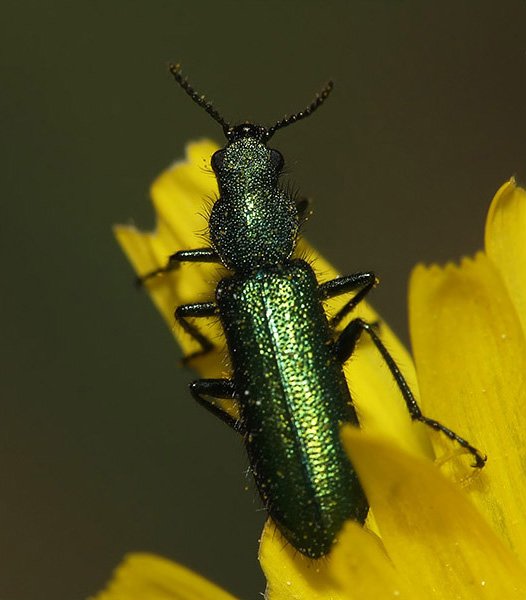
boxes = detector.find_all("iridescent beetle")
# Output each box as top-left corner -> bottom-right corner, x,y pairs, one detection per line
139,65 -> 486,558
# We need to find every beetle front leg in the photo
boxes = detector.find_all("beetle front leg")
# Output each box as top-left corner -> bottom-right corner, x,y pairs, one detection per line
136,247 -> 220,286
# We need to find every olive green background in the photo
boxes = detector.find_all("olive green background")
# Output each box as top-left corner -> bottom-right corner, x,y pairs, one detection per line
2,1 -> 526,598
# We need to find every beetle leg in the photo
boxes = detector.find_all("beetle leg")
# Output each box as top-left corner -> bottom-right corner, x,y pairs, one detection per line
335,317 -> 486,468
190,378 -> 244,433
175,301 -> 219,364
136,247 -> 220,286
318,271 -> 377,327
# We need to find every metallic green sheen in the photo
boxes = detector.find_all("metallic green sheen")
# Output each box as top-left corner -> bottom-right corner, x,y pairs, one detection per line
210,137 -> 297,272
216,259 -> 368,558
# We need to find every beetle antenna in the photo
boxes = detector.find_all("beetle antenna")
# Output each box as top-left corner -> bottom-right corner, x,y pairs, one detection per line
169,64 -> 230,132
266,80 -> 334,140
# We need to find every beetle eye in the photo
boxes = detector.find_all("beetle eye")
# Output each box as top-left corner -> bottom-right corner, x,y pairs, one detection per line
270,149 -> 284,172
211,150 -> 224,172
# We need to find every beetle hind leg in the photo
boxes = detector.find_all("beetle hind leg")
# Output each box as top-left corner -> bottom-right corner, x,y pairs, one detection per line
335,317 -> 486,469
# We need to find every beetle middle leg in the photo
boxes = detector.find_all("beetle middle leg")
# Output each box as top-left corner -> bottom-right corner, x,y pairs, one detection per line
334,317 -> 486,468
176,301 -> 219,363
190,378 -> 244,433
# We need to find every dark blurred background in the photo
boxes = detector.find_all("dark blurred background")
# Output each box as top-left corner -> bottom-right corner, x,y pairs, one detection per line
2,1 -> 526,598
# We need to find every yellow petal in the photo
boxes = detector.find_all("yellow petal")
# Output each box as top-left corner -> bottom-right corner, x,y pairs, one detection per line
260,517 -> 421,600
409,253 -> 526,556
329,521 -> 419,599
115,140 -> 228,379
259,520 -> 345,600
150,140 -> 218,249
342,427 -> 526,600
92,553 -> 237,600
485,179 -> 526,334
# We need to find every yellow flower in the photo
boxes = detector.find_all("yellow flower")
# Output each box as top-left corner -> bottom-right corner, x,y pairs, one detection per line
94,141 -> 526,599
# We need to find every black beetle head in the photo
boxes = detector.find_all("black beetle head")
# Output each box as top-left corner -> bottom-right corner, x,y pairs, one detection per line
224,123 -> 269,143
